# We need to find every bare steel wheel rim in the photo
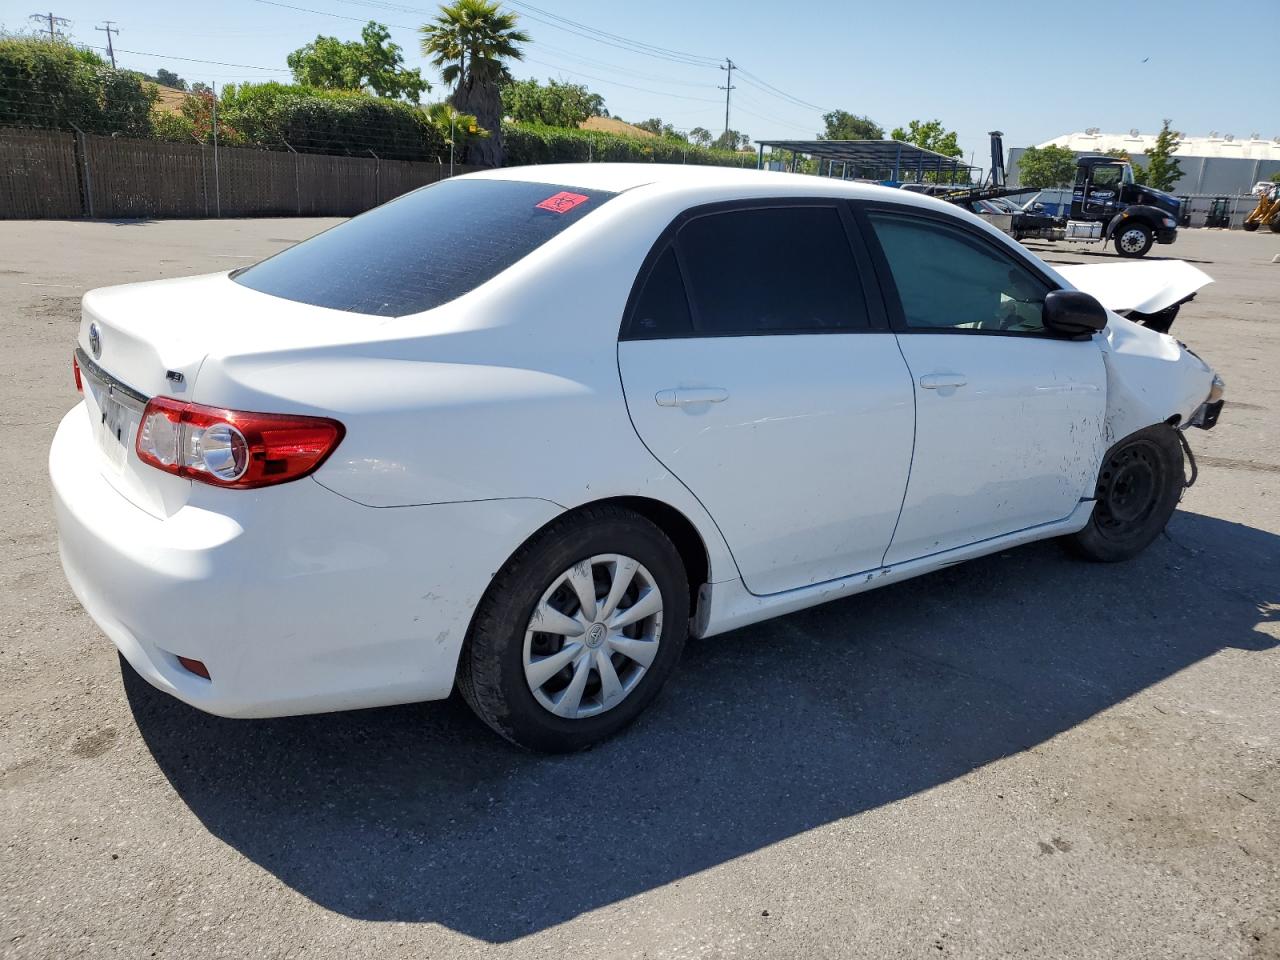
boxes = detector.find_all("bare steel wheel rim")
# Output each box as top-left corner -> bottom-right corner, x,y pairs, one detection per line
523,554 -> 664,719
1119,228 -> 1147,253
1094,440 -> 1166,540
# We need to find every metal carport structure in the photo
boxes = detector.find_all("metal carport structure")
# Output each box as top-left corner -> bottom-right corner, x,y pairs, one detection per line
755,139 -> 976,184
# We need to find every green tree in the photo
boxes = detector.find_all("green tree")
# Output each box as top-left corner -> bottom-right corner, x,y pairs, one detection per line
689,126 -> 712,148
155,67 -> 186,90
152,87 -> 243,144
819,110 -> 882,140
633,117 -> 688,141
287,21 -> 428,102
890,119 -> 961,157
1142,118 -> 1183,191
1270,171 -> 1280,184
422,100 -> 486,160
501,77 -> 603,127
1015,144 -> 1078,188
420,0 -> 529,167
713,128 -> 749,151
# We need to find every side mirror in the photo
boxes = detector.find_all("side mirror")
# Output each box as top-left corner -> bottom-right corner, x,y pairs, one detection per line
1043,290 -> 1108,337
1031,202 -> 1045,212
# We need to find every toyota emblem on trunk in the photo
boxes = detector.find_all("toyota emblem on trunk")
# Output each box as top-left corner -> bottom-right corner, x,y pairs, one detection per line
88,322 -> 102,359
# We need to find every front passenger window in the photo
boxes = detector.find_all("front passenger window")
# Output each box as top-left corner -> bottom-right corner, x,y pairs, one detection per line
867,212 -> 1051,334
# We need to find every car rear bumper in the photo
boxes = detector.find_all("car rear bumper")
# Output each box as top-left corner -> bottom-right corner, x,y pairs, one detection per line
49,404 -> 561,718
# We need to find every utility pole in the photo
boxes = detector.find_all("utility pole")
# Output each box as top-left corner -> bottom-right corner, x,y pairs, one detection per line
718,58 -> 736,141
95,21 -> 118,68
29,12 -> 70,40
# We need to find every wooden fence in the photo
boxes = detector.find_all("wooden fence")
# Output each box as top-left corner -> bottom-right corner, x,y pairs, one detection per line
0,129 -> 478,220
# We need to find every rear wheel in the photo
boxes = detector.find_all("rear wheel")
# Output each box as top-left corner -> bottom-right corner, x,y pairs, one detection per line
457,505 -> 689,752
1067,425 -> 1185,562
1270,219 -> 1280,234
1242,220 -> 1259,232
1114,222 -> 1154,257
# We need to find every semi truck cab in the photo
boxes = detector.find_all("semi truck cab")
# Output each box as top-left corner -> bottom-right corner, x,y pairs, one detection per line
1068,157 -> 1181,257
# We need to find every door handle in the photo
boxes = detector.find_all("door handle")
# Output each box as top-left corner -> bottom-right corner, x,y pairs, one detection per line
918,373 -> 968,390
655,387 -> 730,407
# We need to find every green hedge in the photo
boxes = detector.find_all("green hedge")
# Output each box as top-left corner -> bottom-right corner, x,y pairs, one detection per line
0,38 -> 156,136
502,122 -> 756,168
219,82 -> 444,162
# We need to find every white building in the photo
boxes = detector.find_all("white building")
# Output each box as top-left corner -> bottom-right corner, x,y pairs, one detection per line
1009,129 -> 1280,196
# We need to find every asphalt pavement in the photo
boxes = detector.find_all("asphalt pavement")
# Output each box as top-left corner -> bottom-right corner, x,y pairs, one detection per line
1,220 -> 1276,959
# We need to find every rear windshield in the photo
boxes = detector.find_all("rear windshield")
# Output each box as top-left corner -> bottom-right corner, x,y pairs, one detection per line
232,178 -> 616,317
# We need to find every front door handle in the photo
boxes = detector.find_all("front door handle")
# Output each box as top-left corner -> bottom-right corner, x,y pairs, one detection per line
919,373 -> 968,390
655,387 -> 730,407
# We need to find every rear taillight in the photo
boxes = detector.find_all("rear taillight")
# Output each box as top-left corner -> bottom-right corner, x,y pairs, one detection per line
135,397 -> 344,489
73,354 -> 82,393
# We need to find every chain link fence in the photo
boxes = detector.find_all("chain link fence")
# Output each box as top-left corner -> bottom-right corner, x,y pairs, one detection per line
0,126 -> 480,220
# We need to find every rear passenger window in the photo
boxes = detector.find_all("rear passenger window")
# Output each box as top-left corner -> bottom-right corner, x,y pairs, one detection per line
628,246 -> 693,338
677,206 -> 868,335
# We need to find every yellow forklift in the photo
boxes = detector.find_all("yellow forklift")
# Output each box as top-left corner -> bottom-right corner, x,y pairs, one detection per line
1242,181 -> 1280,233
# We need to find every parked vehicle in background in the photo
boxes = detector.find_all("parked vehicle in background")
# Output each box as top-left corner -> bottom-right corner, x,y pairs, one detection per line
1243,181 -> 1280,233
50,164 -> 1225,752
1205,197 -> 1232,228
948,134 -> 1182,257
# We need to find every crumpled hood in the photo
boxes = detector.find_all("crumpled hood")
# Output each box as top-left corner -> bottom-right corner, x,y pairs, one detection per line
1058,260 -> 1213,315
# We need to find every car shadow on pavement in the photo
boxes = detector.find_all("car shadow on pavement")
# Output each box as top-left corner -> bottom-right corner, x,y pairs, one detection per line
124,509 -> 1277,943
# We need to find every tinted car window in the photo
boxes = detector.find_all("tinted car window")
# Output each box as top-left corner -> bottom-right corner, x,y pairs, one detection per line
676,206 -> 868,335
867,212 -> 1051,334
628,246 -> 693,338
233,179 -> 615,317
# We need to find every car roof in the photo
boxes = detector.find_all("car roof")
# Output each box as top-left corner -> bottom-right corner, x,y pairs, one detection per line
462,162 -> 926,206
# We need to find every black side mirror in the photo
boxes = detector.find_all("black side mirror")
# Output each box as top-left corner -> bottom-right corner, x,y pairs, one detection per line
1043,290 -> 1108,337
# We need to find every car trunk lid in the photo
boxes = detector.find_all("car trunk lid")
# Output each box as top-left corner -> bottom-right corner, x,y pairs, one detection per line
75,271 -> 377,518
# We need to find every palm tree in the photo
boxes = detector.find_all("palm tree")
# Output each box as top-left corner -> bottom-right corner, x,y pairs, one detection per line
420,0 -> 529,167
422,101 -> 487,173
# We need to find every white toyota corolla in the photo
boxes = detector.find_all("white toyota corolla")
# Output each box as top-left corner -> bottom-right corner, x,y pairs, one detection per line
50,164 -> 1226,751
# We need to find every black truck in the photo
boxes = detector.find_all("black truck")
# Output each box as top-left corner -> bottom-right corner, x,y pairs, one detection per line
941,134 -> 1182,258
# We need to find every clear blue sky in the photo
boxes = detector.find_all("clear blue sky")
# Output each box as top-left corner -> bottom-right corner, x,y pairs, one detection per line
7,0 -> 1274,171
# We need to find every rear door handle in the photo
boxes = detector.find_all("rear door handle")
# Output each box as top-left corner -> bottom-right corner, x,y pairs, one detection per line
919,373 -> 968,390
655,387 -> 730,407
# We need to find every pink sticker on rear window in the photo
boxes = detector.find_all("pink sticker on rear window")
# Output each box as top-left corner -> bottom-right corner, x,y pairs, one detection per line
535,191 -> 590,214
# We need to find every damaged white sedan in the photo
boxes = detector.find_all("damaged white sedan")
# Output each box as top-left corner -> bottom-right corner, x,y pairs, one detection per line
50,164 -> 1226,751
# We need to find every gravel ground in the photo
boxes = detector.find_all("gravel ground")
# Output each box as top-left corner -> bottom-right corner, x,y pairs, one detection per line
1,220 -> 1277,960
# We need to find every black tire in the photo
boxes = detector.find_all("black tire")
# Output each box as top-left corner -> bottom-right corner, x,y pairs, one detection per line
1241,220 -> 1259,232
1066,425 -> 1185,562
1269,219 -> 1280,234
457,505 -> 689,752
1113,222 -> 1154,257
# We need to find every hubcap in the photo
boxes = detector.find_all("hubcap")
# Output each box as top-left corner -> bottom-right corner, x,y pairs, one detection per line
1120,228 -> 1146,252
523,554 -> 663,720
1095,441 -> 1164,538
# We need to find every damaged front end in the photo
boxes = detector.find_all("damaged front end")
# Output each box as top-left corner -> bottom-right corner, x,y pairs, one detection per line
1187,372 -> 1226,430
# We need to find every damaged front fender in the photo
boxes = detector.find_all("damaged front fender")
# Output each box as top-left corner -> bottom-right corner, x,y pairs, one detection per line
1095,313 -> 1217,443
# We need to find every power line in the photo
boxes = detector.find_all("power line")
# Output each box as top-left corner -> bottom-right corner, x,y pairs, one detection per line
505,0 -> 720,66
523,56 -> 720,105
253,0 -> 414,30
95,20 -> 119,69
28,11 -> 70,40
86,44 -> 290,72
735,69 -> 825,113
